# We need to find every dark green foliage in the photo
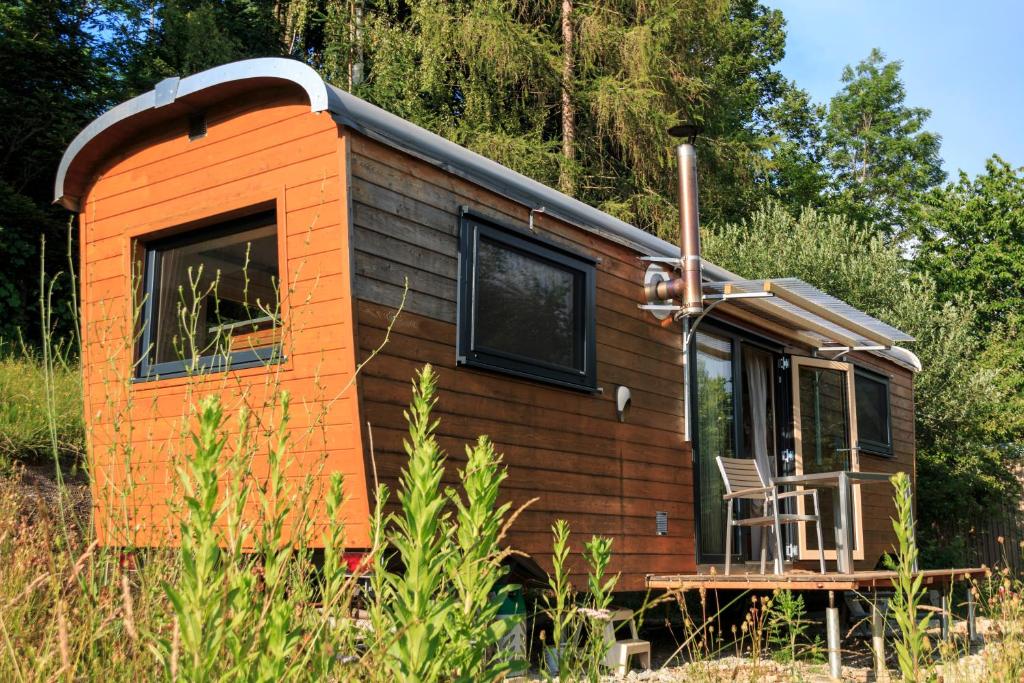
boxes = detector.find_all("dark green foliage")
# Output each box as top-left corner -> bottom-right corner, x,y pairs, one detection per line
915,155 -> 1024,333
104,0 -> 284,93
763,84 -> 828,212
0,0 -> 111,344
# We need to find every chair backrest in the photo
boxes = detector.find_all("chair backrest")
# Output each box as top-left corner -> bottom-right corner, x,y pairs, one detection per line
716,456 -> 770,499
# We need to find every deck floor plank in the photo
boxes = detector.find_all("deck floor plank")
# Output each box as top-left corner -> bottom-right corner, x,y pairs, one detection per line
646,567 -> 987,591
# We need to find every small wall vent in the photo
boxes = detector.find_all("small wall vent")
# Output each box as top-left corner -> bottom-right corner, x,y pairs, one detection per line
655,511 -> 668,536
188,112 -> 207,141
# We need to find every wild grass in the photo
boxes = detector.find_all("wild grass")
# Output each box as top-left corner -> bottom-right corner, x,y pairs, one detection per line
0,346 -> 83,470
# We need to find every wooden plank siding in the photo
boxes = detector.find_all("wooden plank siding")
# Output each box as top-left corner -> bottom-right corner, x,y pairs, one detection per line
347,132 -> 692,590
78,92 -> 371,549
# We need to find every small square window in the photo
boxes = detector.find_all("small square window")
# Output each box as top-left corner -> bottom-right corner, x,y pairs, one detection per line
457,211 -> 597,391
855,368 -> 893,456
137,210 -> 282,380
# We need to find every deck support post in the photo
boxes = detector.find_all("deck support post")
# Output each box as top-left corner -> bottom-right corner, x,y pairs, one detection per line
967,586 -> 979,643
826,591 -> 842,681
941,594 -> 951,641
871,591 -> 887,680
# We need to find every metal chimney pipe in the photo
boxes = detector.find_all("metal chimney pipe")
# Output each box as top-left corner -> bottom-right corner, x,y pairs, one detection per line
676,140 -> 703,316
642,124 -> 704,316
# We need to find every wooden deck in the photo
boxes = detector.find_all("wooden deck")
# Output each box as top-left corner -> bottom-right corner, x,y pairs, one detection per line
646,567 -> 987,592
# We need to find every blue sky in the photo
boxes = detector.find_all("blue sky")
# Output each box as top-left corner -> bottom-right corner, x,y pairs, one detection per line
767,0 -> 1024,180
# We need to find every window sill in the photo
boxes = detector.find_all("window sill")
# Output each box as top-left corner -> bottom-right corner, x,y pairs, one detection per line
458,355 -> 599,394
133,347 -> 285,384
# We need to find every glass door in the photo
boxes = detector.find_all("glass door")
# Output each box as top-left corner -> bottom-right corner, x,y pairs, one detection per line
694,331 -> 735,562
790,357 -> 862,562
693,329 -> 781,565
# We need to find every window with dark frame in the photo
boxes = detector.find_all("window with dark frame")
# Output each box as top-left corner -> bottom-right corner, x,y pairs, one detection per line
457,211 -> 597,391
137,210 -> 282,380
854,367 -> 893,456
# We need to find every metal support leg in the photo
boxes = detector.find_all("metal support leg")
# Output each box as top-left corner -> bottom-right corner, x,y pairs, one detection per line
725,501 -> 733,576
968,586 -> 979,644
836,472 -> 852,574
826,591 -> 842,681
772,489 -> 784,575
941,594 -> 951,641
813,490 -> 826,574
871,591 -> 887,681
759,524 -> 768,574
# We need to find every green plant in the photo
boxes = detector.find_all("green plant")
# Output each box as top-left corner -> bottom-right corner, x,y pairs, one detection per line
368,365 -> 522,682
445,435 -> 517,679
579,535 -> 618,681
886,471 -> 933,681
541,518 -> 574,677
767,589 -> 821,669
158,394 -> 232,681
370,365 -> 454,681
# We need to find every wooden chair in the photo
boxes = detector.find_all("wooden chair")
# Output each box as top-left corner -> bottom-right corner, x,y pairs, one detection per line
716,456 -> 826,575
602,609 -> 651,677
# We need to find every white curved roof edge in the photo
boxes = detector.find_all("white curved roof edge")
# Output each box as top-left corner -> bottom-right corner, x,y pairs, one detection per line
54,58 -> 335,211
54,58 -> 921,373
881,346 -> 922,373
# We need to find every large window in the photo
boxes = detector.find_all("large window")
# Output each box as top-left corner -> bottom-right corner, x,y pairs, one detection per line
854,367 -> 893,456
457,212 -> 596,391
138,210 -> 282,379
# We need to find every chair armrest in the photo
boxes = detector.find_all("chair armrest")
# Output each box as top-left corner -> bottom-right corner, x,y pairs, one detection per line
775,489 -> 818,501
723,486 -> 772,500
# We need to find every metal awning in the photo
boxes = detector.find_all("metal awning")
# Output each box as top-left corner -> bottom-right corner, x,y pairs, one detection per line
703,278 -> 914,352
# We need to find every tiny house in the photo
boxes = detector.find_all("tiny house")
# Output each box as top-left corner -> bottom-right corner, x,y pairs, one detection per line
57,58 -> 920,591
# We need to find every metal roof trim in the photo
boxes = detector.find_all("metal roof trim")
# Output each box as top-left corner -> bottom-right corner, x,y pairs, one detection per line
324,81 -> 677,260
54,57 -> 332,211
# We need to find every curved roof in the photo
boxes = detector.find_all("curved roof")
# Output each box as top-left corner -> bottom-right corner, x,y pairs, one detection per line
54,58 -> 338,212
55,58 -> 921,372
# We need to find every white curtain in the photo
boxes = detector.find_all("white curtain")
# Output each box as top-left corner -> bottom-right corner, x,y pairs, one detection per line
746,351 -> 772,563
746,352 -> 772,478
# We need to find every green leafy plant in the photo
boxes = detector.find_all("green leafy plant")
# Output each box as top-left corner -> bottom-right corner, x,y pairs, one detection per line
541,518 -> 574,677
767,589 -> 822,668
580,535 -> 618,680
886,471 -> 933,682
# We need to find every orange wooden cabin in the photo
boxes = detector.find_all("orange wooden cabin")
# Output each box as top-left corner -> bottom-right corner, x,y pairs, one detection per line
57,59 -> 921,591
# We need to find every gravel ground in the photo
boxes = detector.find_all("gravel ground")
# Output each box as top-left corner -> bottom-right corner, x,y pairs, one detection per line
509,617 -> 1005,682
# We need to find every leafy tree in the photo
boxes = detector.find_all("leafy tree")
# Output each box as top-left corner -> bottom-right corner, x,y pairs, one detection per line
0,0 -> 112,344
90,0 -> 795,239
703,201 -> 1019,565
822,48 -> 945,240
100,0 -> 284,94
913,156 -> 1024,467
359,0 -> 562,185
763,82 -> 828,212
914,155 -> 1024,332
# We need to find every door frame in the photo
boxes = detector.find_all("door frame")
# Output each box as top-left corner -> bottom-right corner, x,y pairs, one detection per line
790,356 -> 864,562
690,318 -> 785,566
